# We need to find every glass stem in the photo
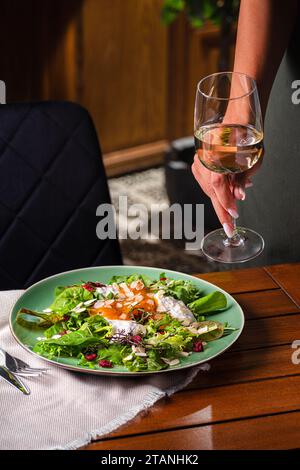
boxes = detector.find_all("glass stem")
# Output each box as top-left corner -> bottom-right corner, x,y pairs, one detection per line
232,217 -> 238,237
224,217 -> 244,247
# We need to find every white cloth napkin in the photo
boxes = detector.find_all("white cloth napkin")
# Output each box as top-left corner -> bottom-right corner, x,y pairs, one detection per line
0,290 -> 209,450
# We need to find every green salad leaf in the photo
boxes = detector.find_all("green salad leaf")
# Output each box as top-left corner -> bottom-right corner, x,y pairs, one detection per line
49,286 -> 93,314
108,273 -> 153,287
188,291 -> 227,317
22,272 -> 235,372
44,323 -> 65,338
196,320 -> 225,342
16,308 -> 62,329
33,315 -> 112,358
150,276 -> 202,304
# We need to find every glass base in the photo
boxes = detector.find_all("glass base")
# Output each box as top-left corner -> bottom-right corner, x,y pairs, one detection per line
201,227 -> 264,264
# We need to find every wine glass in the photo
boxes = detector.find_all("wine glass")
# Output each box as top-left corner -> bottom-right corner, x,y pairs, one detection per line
194,71 -> 264,263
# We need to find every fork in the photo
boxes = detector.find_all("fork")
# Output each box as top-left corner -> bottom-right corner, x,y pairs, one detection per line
0,347 -> 48,377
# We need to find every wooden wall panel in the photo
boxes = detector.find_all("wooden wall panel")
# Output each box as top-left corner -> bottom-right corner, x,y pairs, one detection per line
0,1 -> 235,175
168,17 -> 236,140
32,0 -> 80,101
80,0 -> 168,154
0,0 -> 81,102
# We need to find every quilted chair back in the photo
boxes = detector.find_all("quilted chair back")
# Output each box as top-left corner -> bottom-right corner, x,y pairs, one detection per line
0,101 -> 122,289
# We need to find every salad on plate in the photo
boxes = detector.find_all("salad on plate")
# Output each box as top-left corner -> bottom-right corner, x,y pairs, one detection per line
16,273 -> 236,372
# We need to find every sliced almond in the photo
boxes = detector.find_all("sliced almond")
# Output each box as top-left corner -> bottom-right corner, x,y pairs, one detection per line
131,280 -> 144,290
197,326 -> 209,335
186,327 -> 199,334
120,283 -> 133,297
161,357 -> 180,366
182,319 -> 192,327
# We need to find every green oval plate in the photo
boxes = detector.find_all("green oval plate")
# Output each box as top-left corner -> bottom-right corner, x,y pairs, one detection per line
10,265 -> 244,376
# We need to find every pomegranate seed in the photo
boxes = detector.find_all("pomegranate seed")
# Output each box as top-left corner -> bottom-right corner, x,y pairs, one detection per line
132,335 -> 142,344
160,277 -> 167,281
85,353 -> 97,361
193,341 -> 204,353
82,283 -> 95,292
83,281 -> 105,292
99,359 -> 113,368
63,315 -> 70,321
60,330 -> 68,336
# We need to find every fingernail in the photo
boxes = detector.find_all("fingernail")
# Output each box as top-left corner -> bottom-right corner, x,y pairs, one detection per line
223,223 -> 234,238
238,187 -> 246,200
245,181 -> 253,188
227,208 -> 239,219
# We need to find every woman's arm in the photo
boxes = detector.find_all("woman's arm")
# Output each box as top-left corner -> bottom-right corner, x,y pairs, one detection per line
234,0 -> 298,117
192,0 -> 298,236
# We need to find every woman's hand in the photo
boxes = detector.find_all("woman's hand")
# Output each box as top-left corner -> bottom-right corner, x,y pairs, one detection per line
192,155 -> 259,238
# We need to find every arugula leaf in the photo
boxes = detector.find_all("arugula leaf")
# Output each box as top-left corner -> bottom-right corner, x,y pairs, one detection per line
188,291 -> 227,317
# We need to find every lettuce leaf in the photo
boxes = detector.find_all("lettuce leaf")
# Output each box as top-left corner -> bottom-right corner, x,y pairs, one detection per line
49,286 -> 93,314
188,291 -> 227,317
44,323 -> 65,338
33,317 -> 111,358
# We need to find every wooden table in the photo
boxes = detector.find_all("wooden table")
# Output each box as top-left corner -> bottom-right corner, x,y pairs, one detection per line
83,263 -> 300,450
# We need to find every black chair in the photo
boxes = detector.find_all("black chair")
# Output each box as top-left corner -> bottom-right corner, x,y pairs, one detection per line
0,101 -> 122,289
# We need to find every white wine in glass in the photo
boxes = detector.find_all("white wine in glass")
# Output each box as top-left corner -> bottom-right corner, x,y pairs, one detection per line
194,72 -> 264,263
195,124 -> 263,174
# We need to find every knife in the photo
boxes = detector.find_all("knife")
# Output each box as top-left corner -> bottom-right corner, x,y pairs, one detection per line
0,365 -> 30,395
